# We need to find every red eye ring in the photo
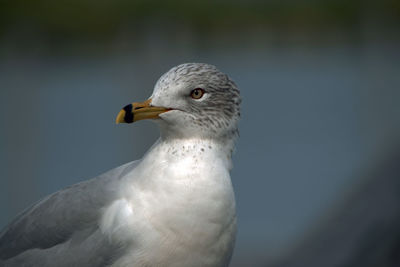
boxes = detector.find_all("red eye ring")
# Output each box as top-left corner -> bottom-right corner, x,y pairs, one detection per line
190,88 -> 205,99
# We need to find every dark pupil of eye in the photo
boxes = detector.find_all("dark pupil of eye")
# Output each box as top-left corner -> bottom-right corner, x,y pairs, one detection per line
195,90 -> 199,95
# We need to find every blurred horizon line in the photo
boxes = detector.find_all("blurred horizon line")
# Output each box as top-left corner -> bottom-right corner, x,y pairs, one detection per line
1,0 -> 399,49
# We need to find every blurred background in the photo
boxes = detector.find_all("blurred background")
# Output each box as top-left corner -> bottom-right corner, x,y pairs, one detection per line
1,0 -> 400,266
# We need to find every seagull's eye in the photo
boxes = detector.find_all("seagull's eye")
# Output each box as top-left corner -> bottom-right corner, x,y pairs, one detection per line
190,88 -> 205,99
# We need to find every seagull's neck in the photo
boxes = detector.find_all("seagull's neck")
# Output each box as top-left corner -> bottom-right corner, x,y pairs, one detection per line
143,136 -> 236,171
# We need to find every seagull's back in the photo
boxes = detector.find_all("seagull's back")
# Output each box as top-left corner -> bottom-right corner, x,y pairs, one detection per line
0,161 -> 139,266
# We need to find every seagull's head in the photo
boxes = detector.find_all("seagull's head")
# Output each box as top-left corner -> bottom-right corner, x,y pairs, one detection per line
116,63 -> 241,141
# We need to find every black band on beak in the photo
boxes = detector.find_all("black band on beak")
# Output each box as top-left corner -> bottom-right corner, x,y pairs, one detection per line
123,104 -> 134,123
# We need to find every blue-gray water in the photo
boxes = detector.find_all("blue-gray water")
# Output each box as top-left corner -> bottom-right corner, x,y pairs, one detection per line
1,33 -> 400,266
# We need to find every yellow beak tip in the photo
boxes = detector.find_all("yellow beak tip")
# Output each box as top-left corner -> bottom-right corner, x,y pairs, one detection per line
115,110 -> 126,124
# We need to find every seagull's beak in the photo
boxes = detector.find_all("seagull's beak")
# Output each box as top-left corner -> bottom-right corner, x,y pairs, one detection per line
116,99 -> 171,124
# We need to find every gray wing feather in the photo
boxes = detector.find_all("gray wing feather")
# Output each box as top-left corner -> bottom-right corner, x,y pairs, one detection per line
0,160 -> 139,266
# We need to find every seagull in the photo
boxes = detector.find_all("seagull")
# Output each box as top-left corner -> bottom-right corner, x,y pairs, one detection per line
0,63 -> 241,267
